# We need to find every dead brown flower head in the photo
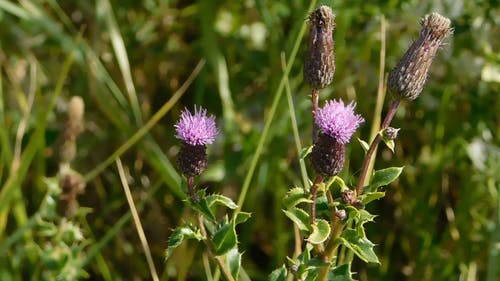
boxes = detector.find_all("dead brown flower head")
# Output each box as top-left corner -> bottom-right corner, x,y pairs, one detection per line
304,5 -> 336,89
388,12 -> 453,101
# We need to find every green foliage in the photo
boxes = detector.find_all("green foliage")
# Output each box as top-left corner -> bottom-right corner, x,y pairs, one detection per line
165,224 -> 203,259
0,0 -> 498,280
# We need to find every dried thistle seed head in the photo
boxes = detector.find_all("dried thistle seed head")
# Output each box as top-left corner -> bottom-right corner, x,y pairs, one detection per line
60,96 -> 85,164
304,5 -> 336,89
388,12 -> 453,101
57,171 -> 86,218
177,143 -> 208,177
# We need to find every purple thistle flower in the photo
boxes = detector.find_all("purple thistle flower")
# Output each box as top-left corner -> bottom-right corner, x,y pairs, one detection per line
175,106 -> 218,146
314,100 -> 364,144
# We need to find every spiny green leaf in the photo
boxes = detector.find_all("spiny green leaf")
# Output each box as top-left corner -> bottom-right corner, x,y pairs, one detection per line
358,209 -> 376,224
326,176 -> 347,195
226,248 -> 242,280
283,187 -> 312,209
234,211 -> 252,225
283,208 -> 310,232
189,194 -> 216,222
360,191 -> 386,205
165,225 -> 203,259
307,219 -> 331,244
315,195 -> 330,214
303,267 -> 319,281
328,264 -> 356,281
212,222 -> 237,256
205,194 -> 238,209
339,229 -> 379,264
366,167 -> 404,192
269,265 -> 287,281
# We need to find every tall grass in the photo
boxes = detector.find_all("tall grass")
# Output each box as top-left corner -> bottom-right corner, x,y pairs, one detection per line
0,1 -> 498,280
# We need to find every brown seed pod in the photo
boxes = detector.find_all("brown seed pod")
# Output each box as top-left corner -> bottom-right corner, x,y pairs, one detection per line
304,5 -> 336,89
388,12 -> 453,100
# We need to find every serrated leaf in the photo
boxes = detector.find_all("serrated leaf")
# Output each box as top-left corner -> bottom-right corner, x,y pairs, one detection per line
206,194 -> 238,209
339,229 -> 379,263
283,208 -> 310,232
360,191 -> 386,205
165,225 -> 203,259
307,219 -> 331,244
358,209 -> 376,224
189,194 -> 216,222
315,195 -> 330,215
328,264 -> 356,281
300,145 -> 313,159
357,138 -> 370,153
269,265 -> 287,281
283,187 -> 312,209
212,222 -> 237,256
345,206 -> 360,223
226,248 -> 241,280
366,167 -> 404,192
326,176 -> 347,195
234,211 -> 252,225
303,267 -> 319,281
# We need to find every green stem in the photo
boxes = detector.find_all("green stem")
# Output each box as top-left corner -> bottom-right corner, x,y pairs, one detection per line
317,190 -> 344,281
310,176 -> 323,225
356,99 -> 400,195
234,0 -> 318,217
197,214 -> 235,281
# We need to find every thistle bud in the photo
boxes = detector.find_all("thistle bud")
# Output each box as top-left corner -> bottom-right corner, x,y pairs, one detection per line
335,209 -> 347,221
388,12 -> 453,100
341,189 -> 362,209
384,127 -> 400,140
311,100 -> 364,177
304,5 -> 335,89
174,106 -> 218,177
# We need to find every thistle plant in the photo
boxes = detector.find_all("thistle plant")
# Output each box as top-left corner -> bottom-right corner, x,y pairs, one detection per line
165,8 -> 452,281
167,106 -> 249,281
175,106 -> 218,201
270,7 -> 453,281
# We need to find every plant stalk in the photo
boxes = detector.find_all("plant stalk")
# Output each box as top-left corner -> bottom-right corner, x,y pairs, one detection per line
356,99 -> 400,195
197,214 -> 235,281
309,176 -> 324,225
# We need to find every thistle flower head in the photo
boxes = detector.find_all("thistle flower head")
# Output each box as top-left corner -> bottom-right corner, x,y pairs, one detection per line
388,12 -> 453,100
175,106 -> 218,146
314,100 -> 364,144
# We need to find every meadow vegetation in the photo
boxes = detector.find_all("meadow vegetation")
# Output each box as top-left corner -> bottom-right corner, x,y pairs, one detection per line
0,0 -> 498,280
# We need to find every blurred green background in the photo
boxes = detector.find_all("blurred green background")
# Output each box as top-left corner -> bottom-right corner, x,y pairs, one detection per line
0,0 -> 498,280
